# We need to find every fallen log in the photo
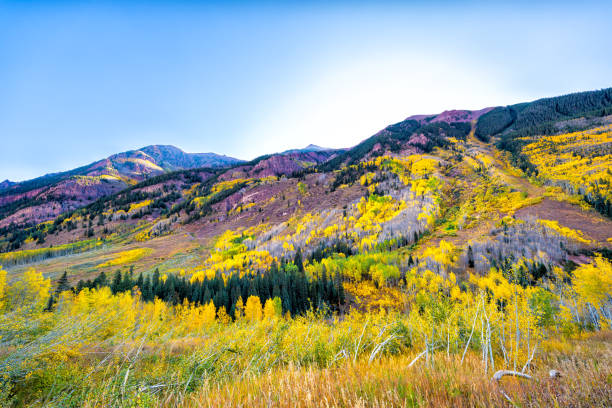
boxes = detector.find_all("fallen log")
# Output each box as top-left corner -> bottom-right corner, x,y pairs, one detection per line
492,370 -> 533,382
492,370 -> 533,405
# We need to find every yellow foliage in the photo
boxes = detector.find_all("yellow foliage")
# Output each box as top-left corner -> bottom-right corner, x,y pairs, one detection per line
8,268 -> 51,311
0,266 -> 6,310
97,248 -> 151,268
245,295 -> 263,321
537,219 -> 591,244
234,296 -> 245,320
521,125 -> 612,206
0,239 -> 101,266
263,297 -> 283,320
217,306 -> 231,324
128,199 -> 152,214
203,300 -> 217,325
572,256 -> 612,310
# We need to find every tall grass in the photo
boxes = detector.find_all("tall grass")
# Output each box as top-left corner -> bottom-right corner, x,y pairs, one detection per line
64,331 -> 611,408
5,312 -> 610,407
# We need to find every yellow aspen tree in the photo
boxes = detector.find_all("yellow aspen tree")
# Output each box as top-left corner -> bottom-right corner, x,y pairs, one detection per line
234,296 -> 245,320
263,297 -> 282,320
0,266 -> 6,310
217,306 -> 231,324
572,256 -> 612,328
8,268 -> 51,311
202,300 -> 217,325
572,256 -> 612,310
245,295 -> 263,321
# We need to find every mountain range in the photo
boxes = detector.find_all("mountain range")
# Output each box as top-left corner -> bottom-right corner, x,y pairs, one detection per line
0,144 -> 341,228
1,87 -> 611,260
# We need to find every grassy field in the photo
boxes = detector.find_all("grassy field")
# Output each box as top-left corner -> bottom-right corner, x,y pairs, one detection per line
185,335 -> 611,408
67,331 -> 611,407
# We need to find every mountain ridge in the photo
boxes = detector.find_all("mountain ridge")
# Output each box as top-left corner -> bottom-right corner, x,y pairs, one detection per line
0,145 -> 243,228
1,86 -> 612,235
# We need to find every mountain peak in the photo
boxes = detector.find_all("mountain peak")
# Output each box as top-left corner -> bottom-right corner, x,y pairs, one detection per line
281,144 -> 335,155
132,145 -> 243,170
0,179 -> 15,190
304,144 -> 329,151
140,144 -> 184,154
406,107 -> 495,124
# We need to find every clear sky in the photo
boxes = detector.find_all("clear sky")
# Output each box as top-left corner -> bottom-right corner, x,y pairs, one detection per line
1,1 -> 611,181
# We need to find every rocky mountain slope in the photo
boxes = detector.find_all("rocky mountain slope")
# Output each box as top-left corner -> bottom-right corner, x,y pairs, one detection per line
0,144 -> 346,229
0,87 -> 611,278
4,88 -> 611,408
0,145 -> 244,228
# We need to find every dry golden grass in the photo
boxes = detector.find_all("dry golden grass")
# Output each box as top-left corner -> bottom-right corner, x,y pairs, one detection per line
169,333 -> 612,408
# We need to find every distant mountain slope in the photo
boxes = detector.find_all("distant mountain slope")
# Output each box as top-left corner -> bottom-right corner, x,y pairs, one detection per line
3,86 -> 612,247
0,180 -> 16,191
138,145 -> 243,170
221,150 -> 339,180
406,107 -> 494,125
319,116 -> 477,172
281,144 -> 339,155
0,145 -> 243,228
475,87 -> 612,143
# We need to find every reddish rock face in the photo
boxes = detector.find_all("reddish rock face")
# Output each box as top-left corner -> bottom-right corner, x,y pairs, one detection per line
219,151 -> 337,181
0,144 -> 338,228
0,177 -> 127,228
406,107 -> 495,125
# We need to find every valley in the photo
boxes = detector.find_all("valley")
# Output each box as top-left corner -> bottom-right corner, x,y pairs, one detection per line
0,88 -> 611,407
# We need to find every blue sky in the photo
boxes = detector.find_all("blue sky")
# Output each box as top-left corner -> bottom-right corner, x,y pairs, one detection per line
1,1 -> 611,181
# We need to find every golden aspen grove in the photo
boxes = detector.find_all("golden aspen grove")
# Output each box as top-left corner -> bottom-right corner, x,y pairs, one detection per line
2,86 -> 612,405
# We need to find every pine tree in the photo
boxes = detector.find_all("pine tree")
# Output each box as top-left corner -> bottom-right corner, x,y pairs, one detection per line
44,295 -> 55,312
334,271 -> 345,307
281,285 -> 291,315
294,248 -> 304,273
76,280 -> 86,293
121,270 -> 133,293
202,286 -> 212,305
55,271 -> 71,295
468,245 -> 475,268
167,278 -> 178,304
111,270 -> 122,294
152,268 -> 160,297
191,282 -> 202,304
142,276 -> 152,301
136,273 -> 144,291
93,271 -> 107,288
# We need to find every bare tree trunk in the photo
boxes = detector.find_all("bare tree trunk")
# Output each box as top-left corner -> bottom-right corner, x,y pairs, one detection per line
461,302 -> 479,364
514,287 -> 519,372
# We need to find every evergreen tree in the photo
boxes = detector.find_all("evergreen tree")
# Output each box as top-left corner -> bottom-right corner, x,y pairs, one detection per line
76,279 -> 86,293
468,245 -> 475,268
142,276 -> 153,301
152,268 -> 160,297
93,271 -> 107,288
202,286 -> 212,304
44,295 -> 55,312
55,271 -> 71,295
281,285 -> 291,315
121,270 -> 133,292
337,274 -> 345,306
136,273 -> 144,291
111,270 -> 122,294
294,248 -> 304,273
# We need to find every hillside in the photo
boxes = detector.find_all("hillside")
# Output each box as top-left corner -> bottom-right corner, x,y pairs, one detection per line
0,88 -> 611,407
0,146 -> 244,229
2,87 -> 611,281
